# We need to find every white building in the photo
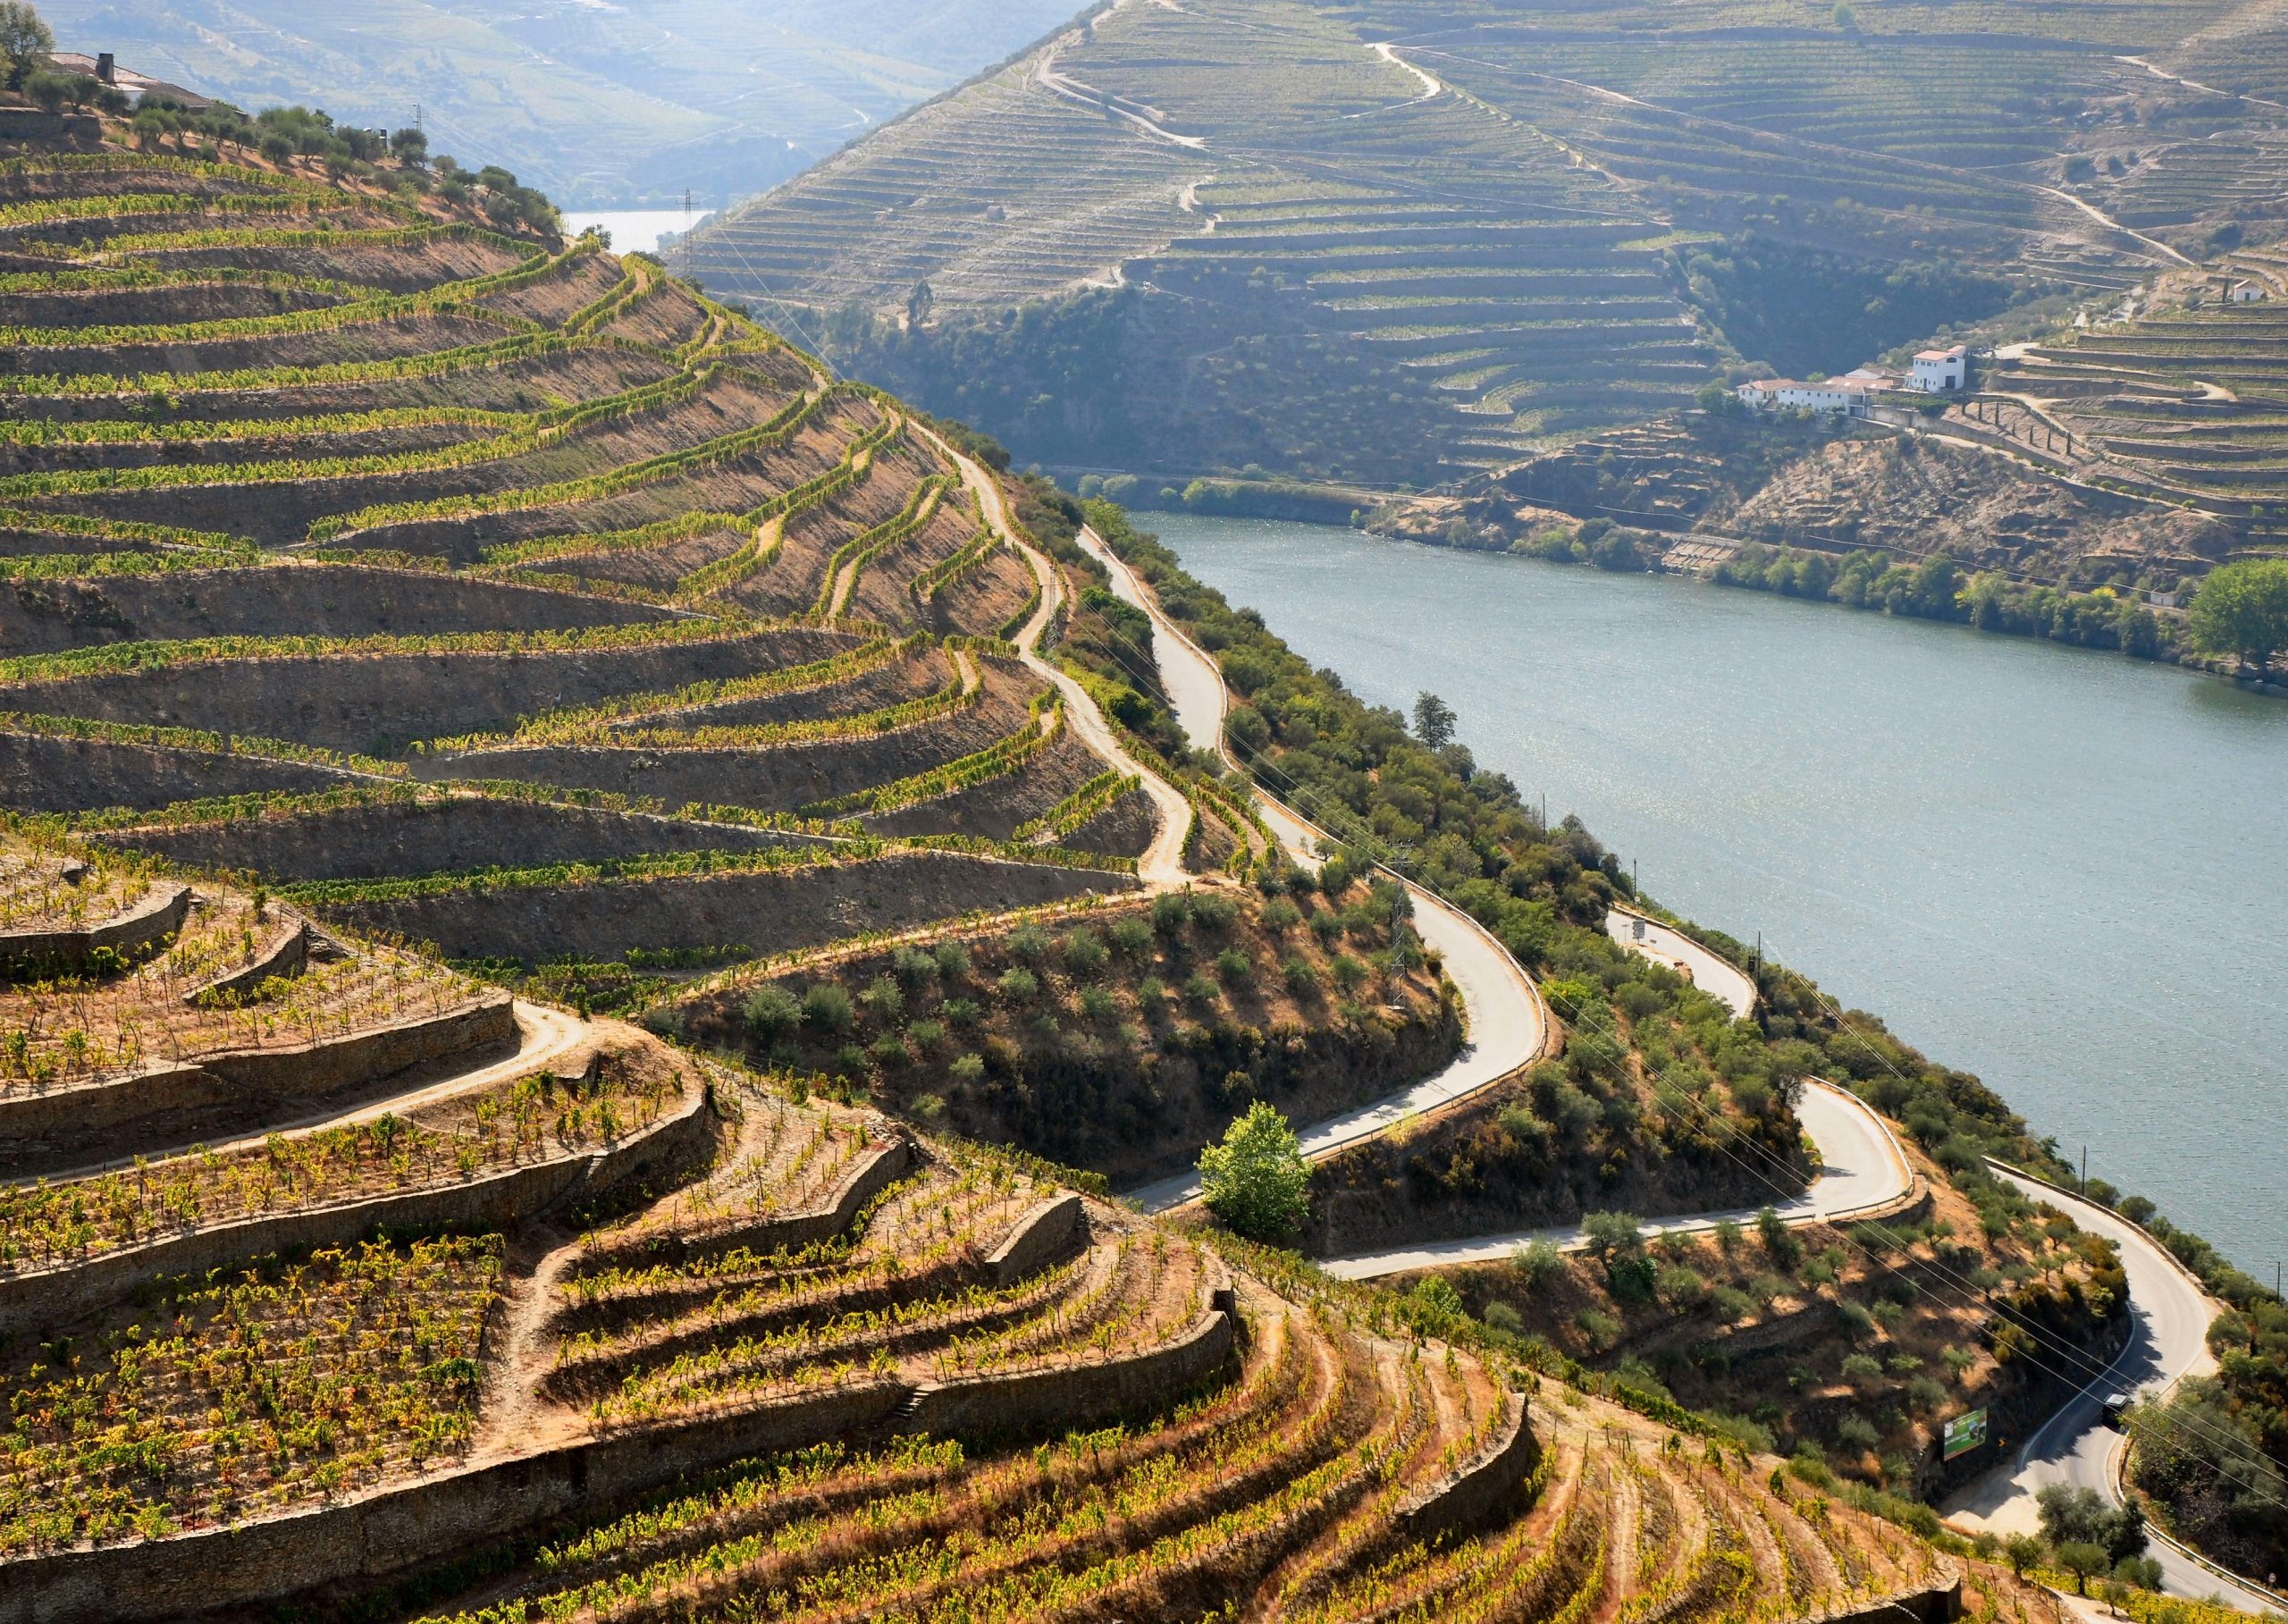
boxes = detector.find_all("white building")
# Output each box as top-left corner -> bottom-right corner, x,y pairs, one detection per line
1736,378 -> 1873,416
1909,344 -> 1968,392
2229,280 -> 2267,304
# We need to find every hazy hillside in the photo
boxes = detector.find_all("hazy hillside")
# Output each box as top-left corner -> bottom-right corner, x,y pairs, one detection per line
32,0 -> 1086,205
683,0 -> 2288,487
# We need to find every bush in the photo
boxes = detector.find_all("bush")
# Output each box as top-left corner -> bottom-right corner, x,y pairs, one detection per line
1182,972 -> 1220,1007
1835,1414 -> 1880,1452
1512,1238 -> 1564,1287
1576,1308 -> 1623,1351
1482,1300 -> 1525,1335
1710,1285 -> 1754,1323
1281,955 -> 1320,995
997,966 -> 1039,1002
1108,916 -> 1155,957
742,983 -> 803,1041
1059,930 -> 1108,978
1841,1353 -> 1885,1386
860,975 -> 905,1024
1150,893 -> 1190,935
803,983 -> 855,1034
941,997 -> 982,1028
1214,947 -> 1254,985
949,1052 -> 986,1086
1198,1101 -> 1309,1241
1078,985 -> 1117,1022
1009,924 -> 1051,963
906,1019 -> 946,1053
892,947 -> 939,989
934,941 -> 972,979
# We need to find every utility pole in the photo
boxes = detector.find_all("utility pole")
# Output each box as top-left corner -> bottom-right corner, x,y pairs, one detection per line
1753,930 -> 1762,973
2081,1145 -> 2088,1192
414,101 -> 423,133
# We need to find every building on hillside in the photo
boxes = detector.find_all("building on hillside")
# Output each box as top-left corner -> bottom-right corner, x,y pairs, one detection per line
46,51 -> 211,110
1909,344 -> 1969,391
1838,366 -> 1902,391
2229,280 -> 2267,304
1736,377 -> 1874,416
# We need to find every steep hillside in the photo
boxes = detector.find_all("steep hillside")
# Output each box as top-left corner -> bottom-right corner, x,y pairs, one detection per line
0,114 -> 1193,994
684,0 -> 2288,486
31,0 -> 1087,207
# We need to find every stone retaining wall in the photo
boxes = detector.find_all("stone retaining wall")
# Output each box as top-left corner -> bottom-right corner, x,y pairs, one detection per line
0,882 -> 189,973
1394,1388 -> 1541,1544
987,1193 -> 1089,1286
0,1064 -> 711,1341
181,919 -> 308,1006
0,994 -> 517,1152
580,1132 -> 914,1273
0,1207 -> 1239,1623
1804,1568 -> 1961,1624
901,1260 -> 1237,1438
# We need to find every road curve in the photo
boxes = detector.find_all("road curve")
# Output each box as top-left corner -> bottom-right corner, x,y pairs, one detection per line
1319,1078 -> 1914,1279
1075,526 -> 1552,1215
1607,907 -> 1758,1020
1946,1168 -> 2278,1613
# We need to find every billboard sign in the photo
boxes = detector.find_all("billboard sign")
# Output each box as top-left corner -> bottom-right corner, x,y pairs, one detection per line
1943,1409 -> 1989,1460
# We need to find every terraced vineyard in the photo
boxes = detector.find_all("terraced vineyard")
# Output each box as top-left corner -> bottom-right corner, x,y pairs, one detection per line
686,0 -> 2288,485
0,823 -> 2011,1624
0,131 -> 1190,990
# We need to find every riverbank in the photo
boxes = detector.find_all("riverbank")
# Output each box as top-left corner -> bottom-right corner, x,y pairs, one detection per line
1143,510 -> 2288,1277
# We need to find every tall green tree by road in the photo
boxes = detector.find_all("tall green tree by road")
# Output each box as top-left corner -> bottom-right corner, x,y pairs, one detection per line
2188,558 -> 2288,676
1199,1101 -> 1309,1241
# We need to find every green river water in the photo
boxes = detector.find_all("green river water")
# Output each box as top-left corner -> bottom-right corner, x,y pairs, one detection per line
1148,513 -> 2288,1275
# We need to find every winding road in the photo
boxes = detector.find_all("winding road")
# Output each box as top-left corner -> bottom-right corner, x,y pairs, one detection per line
1947,1168 -> 2281,1614
1076,524 -> 1553,1215
1064,510 -> 2275,1609
1323,1078 -> 1915,1279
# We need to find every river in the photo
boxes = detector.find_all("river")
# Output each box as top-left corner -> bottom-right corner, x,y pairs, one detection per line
1147,513 -> 2288,1276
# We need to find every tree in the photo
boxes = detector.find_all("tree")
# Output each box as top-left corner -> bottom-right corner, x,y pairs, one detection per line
1581,1209 -> 1643,1263
389,126 -> 428,165
1411,691 -> 1456,750
0,3 -> 52,91
2187,558 -> 2288,676
1198,1101 -> 1309,1241
2057,1541 -> 2109,1595
907,280 -> 935,329
2001,1533 -> 2046,1578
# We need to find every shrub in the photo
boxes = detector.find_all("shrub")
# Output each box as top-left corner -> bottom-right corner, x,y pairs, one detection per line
1009,923 -> 1051,963
1841,1353 -> 1885,1386
860,975 -> 905,1024
997,966 -> 1039,1002
1282,955 -> 1320,995
909,1091 -> 946,1122
1582,1210 -> 1643,1261
940,997 -> 982,1028
1576,1308 -> 1623,1351
933,941 -> 972,978
803,983 -> 854,1034
1136,976 -> 1167,1008
1512,1238 -> 1564,1287
832,1042 -> 867,1077
1656,1266 -> 1708,1309
1198,1101 -> 1309,1241
1482,1300 -> 1525,1336
1059,930 -> 1108,978
1710,1284 -> 1754,1323
1836,1300 -> 1877,1340
869,1033 -> 906,1066
741,983 -> 802,1041
1150,893 -> 1190,935
1190,894 -> 1238,932
1108,916 -> 1154,957
906,1018 -> 946,1053
1214,947 -> 1253,986
1260,898 -> 1303,934
1182,972 -> 1219,1008
948,1052 -> 986,1086
1713,1216 -> 1744,1255
1078,986 -> 1116,1023
1329,954 -> 1368,994
1835,1414 -> 1881,1452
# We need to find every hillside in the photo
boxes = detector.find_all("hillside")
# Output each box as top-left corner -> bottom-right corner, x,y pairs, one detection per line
683,0 -> 2288,488
30,0 -> 1086,207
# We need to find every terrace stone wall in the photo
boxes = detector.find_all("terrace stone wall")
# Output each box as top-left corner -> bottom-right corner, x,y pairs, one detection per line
0,1209 -> 1238,1623
987,1193 -> 1088,1286
0,1062 -> 711,1340
0,881 -> 188,972
1395,1389 -> 1541,1544
0,992 -> 517,1153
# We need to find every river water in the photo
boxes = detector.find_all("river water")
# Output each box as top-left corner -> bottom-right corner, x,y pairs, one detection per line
1147,513 -> 2288,1275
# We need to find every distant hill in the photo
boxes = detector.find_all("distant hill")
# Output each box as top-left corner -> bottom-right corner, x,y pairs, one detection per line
681,0 -> 2288,487
30,0 -> 1087,206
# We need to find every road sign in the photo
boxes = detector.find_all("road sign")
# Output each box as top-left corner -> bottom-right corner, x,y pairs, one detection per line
1944,1409 -> 1989,1460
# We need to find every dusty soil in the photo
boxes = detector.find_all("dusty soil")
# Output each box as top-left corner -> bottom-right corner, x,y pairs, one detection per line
0,733 -> 351,814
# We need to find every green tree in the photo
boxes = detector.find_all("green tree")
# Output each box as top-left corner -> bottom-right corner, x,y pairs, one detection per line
907,281 -> 935,329
1199,1101 -> 1310,1241
0,3 -> 52,91
2001,1532 -> 2045,1578
2188,558 -> 2288,676
1581,1209 -> 1643,1262
741,983 -> 803,1042
1412,691 -> 1457,750
2057,1541 -> 2108,1595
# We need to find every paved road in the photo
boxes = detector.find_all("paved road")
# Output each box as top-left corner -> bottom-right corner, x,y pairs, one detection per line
1079,526 -> 1551,1215
1318,1079 -> 1913,1279
1606,907 -> 1757,1019
1946,1169 -> 2279,1613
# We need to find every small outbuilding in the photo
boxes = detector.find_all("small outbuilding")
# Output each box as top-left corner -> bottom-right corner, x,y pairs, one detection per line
1909,344 -> 1968,392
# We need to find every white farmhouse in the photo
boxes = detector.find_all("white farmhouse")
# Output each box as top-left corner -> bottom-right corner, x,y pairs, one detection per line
1736,378 -> 1874,415
2229,280 -> 2267,304
1909,344 -> 1968,391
